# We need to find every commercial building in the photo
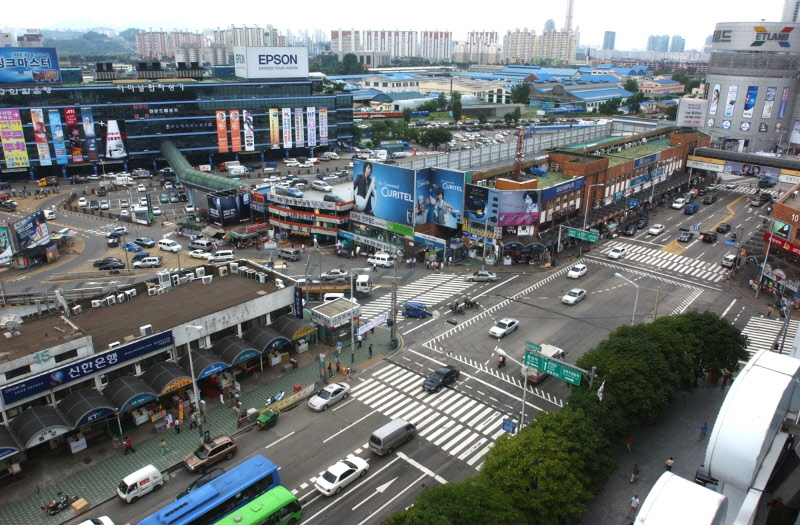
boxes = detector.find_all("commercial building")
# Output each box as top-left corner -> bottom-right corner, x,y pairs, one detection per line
603,31 -> 616,51
638,78 -> 685,96
698,21 -> 800,153
669,35 -> 686,53
647,35 -> 670,53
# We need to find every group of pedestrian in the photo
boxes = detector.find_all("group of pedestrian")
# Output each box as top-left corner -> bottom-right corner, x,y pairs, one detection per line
405,257 -> 417,268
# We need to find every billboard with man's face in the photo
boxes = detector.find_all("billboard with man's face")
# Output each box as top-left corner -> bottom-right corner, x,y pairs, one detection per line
14,210 -> 50,250
413,168 -> 465,227
353,160 -> 414,225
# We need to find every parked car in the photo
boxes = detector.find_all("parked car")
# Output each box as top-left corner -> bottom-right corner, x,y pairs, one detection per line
308,382 -> 351,411
183,435 -> 238,473
322,269 -> 349,281
160,193 -> 169,203
123,242 -> 143,252
133,256 -> 163,269
107,226 -> 128,237
107,237 -> 120,248
189,249 -> 213,260
315,457 -> 370,496
284,187 -> 304,198
94,257 -> 122,267
119,198 -> 129,208
78,197 -> 88,207
90,200 -> 100,210
636,217 -> 649,229
311,180 -> 333,192
100,200 -> 110,210
184,204 -> 195,213
134,237 -> 156,248
465,270 -> 498,282
622,222 -> 637,236
489,318 -> 519,338
722,254 -> 737,268
422,365 -> 460,393
151,206 -> 163,216
98,260 -> 125,270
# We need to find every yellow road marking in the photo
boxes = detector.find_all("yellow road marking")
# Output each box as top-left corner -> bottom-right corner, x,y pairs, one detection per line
661,239 -> 686,255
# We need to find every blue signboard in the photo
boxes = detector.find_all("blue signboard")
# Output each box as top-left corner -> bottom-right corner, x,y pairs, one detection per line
353,160 -> 415,225
75,407 -> 116,427
693,225 -> 700,231
633,153 -> 659,169
295,286 -> 304,318
124,392 -> 157,411
503,419 -> 516,434
541,178 -> 585,201
0,446 -> 20,461
197,361 -> 228,380
628,199 -> 638,207
0,48 -> 61,84
1,331 -> 174,405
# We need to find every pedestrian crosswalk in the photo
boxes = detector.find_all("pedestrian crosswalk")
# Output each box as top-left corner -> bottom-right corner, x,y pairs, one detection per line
595,241 -> 728,282
360,273 -> 477,320
740,316 -> 798,359
351,362 -> 509,469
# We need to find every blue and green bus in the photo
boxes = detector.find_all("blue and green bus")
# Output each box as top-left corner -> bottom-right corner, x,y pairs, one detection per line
212,486 -> 301,525
137,455 -> 279,525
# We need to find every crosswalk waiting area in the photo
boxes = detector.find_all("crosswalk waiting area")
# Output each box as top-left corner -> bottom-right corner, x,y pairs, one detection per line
597,241 -> 729,282
359,273 -> 477,320
740,316 -> 798,359
351,363 -> 509,469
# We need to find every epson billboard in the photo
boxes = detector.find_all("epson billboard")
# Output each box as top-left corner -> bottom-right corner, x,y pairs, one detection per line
233,47 -> 309,79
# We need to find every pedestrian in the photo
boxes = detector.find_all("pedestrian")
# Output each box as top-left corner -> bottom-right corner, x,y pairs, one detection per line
699,422 -> 708,440
372,264 -> 377,273
123,436 -> 136,455
630,464 -> 640,483
165,412 -> 174,429
368,344 -> 373,358
301,243 -> 305,252
625,435 -> 633,452
189,411 -> 198,429
371,326 -> 375,334
498,354 -> 506,368
219,392 -> 225,406
346,368 -> 352,381
328,362 -> 334,378
627,495 -> 640,517
174,418 -> 181,434
335,356 -> 341,371
665,457 -> 674,471
159,439 -> 169,455
357,334 -> 363,348
412,257 -> 416,267
721,373 -> 730,391
767,305 -> 774,317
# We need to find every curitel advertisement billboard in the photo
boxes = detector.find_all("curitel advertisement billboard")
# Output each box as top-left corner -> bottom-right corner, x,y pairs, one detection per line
207,191 -> 252,228
233,46 -> 309,79
14,210 -> 50,250
413,168 -> 464,227
464,184 -> 492,224
353,160 -> 414,225
0,47 -> 60,84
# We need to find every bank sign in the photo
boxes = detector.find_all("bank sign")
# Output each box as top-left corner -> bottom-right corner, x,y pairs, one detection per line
234,47 -> 309,79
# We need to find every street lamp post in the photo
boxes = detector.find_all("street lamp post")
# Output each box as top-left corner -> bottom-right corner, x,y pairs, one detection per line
496,348 -> 529,429
614,273 -> 640,326
583,184 -> 606,231
186,325 -> 206,444
755,215 -> 774,299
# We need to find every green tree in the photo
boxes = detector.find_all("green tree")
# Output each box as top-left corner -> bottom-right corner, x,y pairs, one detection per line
420,127 -> 452,149
119,28 -> 141,43
624,79 -> 639,92
402,107 -> 413,125
332,53 -> 363,75
597,97 -> 621,115
665,105 -> 678,120
451,91 -> 463,122
481,423 -> 594,524
679,311 -> 749,381
383,478 -> 525,525
510,83 -> 531,104
436,92 -> 448,111
478,115 -> 488,124
512,106 -> 522,123
503,112 -> 514,126
368,120 -> 391,145
418,100 -> 439,113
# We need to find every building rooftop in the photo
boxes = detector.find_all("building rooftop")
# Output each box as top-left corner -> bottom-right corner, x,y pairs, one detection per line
605,139 -> 673,168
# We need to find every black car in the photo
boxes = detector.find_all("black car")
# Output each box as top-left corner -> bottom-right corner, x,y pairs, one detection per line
107,237 -> 120,248
178,193 -> 188,202
98,260 -> 125,270
93,257 -> 122,268
422,365 -> 460,393
678,231 -> 694,242
89,200 -> 100,210
623,222 -> 637,236
760,192 -> 774,202
636,217 -> 649,229
702,232 -> 718,243
134,236 -> 156,248
716,223 -> 731,233
132,252 -> 150,263
694,465 -> 718,487
0,201 -> 17,212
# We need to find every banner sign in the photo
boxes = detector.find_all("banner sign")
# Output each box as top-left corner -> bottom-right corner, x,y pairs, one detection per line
0,47 -> 60,84
229,110 -> 242,152
64,107 -> 83,163
762,87 -> 777,118
80,107 -> 98,161
778,87 -> 790,119
103,120 -> 128,160
723,85 -> 738,117
216,110 -> 229,153
743,86 -> 758,119
48,110 -> 68,165
0,226 -> 11,265
709,84 -> 721,116
307,107 -> 317,148
319,107 -> 329,146
30,109 -> 52,166
353,160 -> 414,224
243,109 -> 255,151
0,109 -> 30,168
269,109 -> 280,149
294,108 -> 305,148
13,210 -> 50,249
281,108 -> 292,148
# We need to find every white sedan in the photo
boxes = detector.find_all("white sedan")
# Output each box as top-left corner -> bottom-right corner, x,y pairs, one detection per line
78,197 -> 88,207
567,264 -> 587,279
671,198 -> 686,209
648,224 -> 665,235
308,382 -> 351,411
608,246 -> 627,259
465,270 -> 498,282
188,250 -> 212,260
488,318 -> 519,338
315,456 -> 369,496
562,288 -> 587,305
184,204 -> 195,213
137,184 -> 146,192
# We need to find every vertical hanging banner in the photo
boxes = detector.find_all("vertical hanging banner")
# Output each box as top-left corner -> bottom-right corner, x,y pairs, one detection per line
0,109 -> 30,168
30,109 -> 52,166
319,107 -> 329,146
294,108 -> 305,148
723,86 -> 737,117
243,110 -> 255,151
229,110 -> 242,152
103,120 -> 129,159
778,87 -> 791,119
762,87 -> 777,119
216,111 -> 229,153
742,86 -> 758,119
281,108 -> 292,149
307,107 -> 317,148
80,107 -> 98,161
64,107 -> 83,163
269,109 -> 280,149
48,110 -> 68,165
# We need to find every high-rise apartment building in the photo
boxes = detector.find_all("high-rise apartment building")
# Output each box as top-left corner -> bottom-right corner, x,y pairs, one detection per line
539,30 -> 577,64
419,31 -> 453,61
669,35 -> 685,53
454,32 -> 500,64
213,26 -> 268,55
330,29 -> 422,58
782,0 -> 800,22
603,31 -> 616,50
503,28 -> 538,63
544,19 -> 556,32
647,35 -> 670,52
136,30 -> 204,60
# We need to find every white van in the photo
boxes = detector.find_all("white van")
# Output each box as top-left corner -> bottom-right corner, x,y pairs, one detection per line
228,166 -> 247,176
117,464 -> 164,503
323,292 -> 346,303
321,152 -> 339,161
44,209 -> 56,220
369,418 -> 417,455
158,239 -> 182,253
368,253 -> 394,268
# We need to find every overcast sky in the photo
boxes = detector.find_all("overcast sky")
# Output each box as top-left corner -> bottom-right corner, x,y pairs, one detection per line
3,0 -> 786,52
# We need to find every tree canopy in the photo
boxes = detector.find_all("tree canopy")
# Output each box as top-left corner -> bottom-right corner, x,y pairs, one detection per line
510,83 -> 531,104
451,91 -> 463,122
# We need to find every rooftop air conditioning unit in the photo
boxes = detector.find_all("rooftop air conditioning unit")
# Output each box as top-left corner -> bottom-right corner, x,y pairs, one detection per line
196,267 -> 206,277
202,275 -> 213,284
72,305 -> 82,315
140,324 -> 153,336
91,300 -> 102,308
109,341 -> 121,349
218,267 -> 228,277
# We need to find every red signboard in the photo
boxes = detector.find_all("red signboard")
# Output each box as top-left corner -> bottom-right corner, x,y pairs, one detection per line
765,231 -> 800,256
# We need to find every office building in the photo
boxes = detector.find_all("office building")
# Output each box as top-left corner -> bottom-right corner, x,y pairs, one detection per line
603,31 -> 616,51
647,35 -> 670,52
782,0 -> 800,22
16,29 -> 43,48
670,35 -> 685,53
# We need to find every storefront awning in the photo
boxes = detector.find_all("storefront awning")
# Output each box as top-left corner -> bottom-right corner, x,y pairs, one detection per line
272,315 -> 316,341
243,325 -> 290,353
142,362 -> 193,395
501,236 -> 544,249
9,405 -> 71,449
181,348 -> 228,380
0,424 -> 23,461
228,230 -> 260,240
103,376 -> 158,413
202,225 -> 226,237
57,389 -> 116,428
210,336 -> 261,367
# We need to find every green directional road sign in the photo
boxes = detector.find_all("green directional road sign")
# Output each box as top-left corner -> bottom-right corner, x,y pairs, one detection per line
525,342 -> 541,352
524,351 -> 582,386
566,227 -> 600,244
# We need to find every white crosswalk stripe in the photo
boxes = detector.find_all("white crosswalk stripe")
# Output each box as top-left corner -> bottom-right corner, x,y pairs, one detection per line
741,316 -> 799,359
359,273 -> 477,319
597,241 -> 728,282
353,363 -> 511,468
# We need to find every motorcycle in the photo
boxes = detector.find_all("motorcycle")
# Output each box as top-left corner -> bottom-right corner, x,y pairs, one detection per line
450,303 -> 465,315
265,391 -> 285,408
41,492 -> 77,516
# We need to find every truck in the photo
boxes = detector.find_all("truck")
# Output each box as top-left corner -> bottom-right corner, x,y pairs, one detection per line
523,344 -> 567,384
115,174 -> 134,185
220,161 -> 240,172
228,165 -> 247,176
370,149 -> 388,162
298,275 -> 372,300
321,152 -> 339,161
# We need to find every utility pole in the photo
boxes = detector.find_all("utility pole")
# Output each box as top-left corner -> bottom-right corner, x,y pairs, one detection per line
390,263 -> 398,349
653,287 -> 660,321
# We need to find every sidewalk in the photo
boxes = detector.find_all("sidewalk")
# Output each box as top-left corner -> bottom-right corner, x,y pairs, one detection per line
0,329 -> 392,525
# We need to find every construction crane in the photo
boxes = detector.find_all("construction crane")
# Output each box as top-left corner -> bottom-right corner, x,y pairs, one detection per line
511,128 -> 525,181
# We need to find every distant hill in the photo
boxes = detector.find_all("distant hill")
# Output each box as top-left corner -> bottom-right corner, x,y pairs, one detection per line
44,31 -> 132,60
